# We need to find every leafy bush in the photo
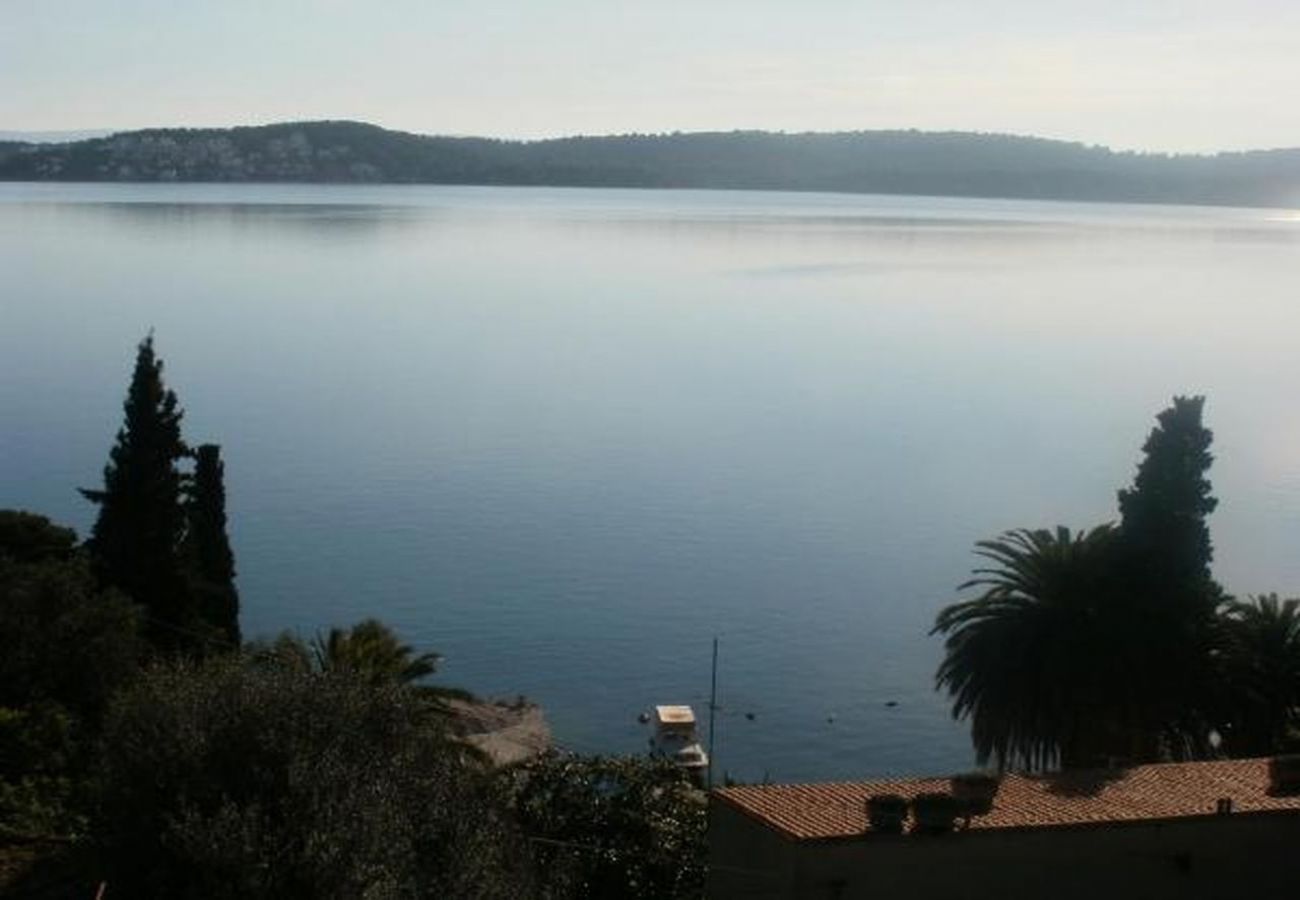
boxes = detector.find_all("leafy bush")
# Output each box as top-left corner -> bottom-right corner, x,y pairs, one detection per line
95,659 -> 529,899
0,552 -> 141,723
0,511 -> 142,840
507,752 -> 706,899
0,705 -> 81,838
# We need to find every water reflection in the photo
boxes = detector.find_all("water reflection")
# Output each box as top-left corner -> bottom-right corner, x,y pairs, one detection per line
26,201 -> 436,245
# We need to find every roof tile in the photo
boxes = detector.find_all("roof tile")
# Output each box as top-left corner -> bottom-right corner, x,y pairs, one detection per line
714,758 -> 1300,840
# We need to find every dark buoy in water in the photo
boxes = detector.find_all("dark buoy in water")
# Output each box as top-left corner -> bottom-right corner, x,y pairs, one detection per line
885,701 -> 898,708
637,711 -> 650,724
745,712 -> 756,721
826,713 -> 836,724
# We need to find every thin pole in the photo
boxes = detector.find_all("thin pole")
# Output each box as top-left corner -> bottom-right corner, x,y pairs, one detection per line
708,636 -> 718,789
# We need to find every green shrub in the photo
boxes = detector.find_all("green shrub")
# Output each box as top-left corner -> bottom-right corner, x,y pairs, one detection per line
95,659 -> 529,899
507,752 -> 706,899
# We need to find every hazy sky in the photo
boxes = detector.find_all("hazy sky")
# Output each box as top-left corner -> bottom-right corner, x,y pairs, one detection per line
4,1 -> 1298,152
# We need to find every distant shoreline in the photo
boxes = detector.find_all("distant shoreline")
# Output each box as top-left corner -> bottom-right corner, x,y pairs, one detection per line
3,120 -> 1297,209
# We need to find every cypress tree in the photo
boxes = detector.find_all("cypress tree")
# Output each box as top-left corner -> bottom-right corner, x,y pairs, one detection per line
1117,395 -> 1219,597
184,443 -> 241,646
81,334 -> 196,652
1115,395 -> 1223,758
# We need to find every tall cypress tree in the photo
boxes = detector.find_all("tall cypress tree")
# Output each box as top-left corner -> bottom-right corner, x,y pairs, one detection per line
81,334 -> 196,651
184,443 -> 240,646
1117,395 -> 1219,598
1115,395 -> 1223,758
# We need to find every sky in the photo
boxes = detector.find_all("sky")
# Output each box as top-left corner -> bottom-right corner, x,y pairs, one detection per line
3,0 -> 1298,153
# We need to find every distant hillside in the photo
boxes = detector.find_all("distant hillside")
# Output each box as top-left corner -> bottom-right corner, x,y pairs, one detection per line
0,129 -> 113,144
2,120 -> 1298,207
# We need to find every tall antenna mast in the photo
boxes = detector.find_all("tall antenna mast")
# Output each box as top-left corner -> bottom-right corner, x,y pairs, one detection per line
707,636 -> 718,789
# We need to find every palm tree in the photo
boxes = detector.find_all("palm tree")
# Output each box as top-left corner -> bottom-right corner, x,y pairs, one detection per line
1219,594 -> 1300,755
248,619 -> 441,686
310,618 -> 442,685
243,620 -> 487,765
933,525 -> 1144,771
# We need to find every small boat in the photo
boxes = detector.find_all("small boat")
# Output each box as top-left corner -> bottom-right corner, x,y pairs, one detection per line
648,704 -> 709,772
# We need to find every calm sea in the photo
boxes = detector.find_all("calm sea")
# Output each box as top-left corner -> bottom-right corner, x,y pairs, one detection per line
2,183 -> 1298,782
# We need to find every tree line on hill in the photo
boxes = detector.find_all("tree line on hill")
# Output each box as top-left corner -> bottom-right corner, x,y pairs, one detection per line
2,120 -> 1299,207
934,396 -> 1300,771
0,336 -> 704,898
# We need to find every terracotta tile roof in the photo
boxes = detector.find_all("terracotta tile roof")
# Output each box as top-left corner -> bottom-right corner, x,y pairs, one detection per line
714,758 -> 1300,841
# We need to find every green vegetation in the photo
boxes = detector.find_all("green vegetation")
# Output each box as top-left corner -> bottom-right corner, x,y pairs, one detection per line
2,120 -> 1299,207
1219,595 -> 1300,756
1118,396 -> 1219,596
1113,396 -> 1225,761
509,753 -> 706,899
935,396 -> 1300,771
253,619 -> 443,686
0,511 -> 141,839
79,334 -> 197,652
95,659 -> 526,899
77,334 -> 241,654
934,525 -> 1130,770
183,444 -> 240,646
247,620 -> 476,715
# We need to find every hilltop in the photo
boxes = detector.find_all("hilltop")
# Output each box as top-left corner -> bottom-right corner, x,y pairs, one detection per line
2,120 -> 1299,207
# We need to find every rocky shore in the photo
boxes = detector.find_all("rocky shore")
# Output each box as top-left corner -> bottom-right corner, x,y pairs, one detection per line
446,698 -> 552,767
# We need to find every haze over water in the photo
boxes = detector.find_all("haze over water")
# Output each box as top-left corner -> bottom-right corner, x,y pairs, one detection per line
3,183 -> 1298,781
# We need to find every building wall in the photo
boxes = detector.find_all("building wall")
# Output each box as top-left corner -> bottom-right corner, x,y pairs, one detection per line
707,801 -> 796,899
708,799 -> 1300,900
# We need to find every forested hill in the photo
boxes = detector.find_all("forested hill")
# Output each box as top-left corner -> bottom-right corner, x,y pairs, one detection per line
2,119 -> 1299,207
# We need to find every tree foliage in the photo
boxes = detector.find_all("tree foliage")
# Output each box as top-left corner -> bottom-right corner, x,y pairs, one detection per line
933,526 -> 1135,770
183,443 -> 240,645
95,659 -> 529,899
1113,396 -> 1224,759
507,752 -> 706,900
0,511 -> 142,838
249,619 -> 442,686
80,334 -> 195,650
934,397 -> 1237,770
0,512 -> 142,724
1218,594 -> 1300,755
81,336 -> 239,654
1118,395 -> 1219,599
0,510 -> 78,565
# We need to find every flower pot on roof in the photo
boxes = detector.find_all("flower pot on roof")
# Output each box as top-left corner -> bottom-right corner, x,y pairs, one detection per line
951,772 -> 1000,816
866,793 -> 909,835
910,792 -> 961,835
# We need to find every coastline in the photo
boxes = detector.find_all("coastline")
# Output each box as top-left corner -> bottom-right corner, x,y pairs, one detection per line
447,698 -> 552,767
